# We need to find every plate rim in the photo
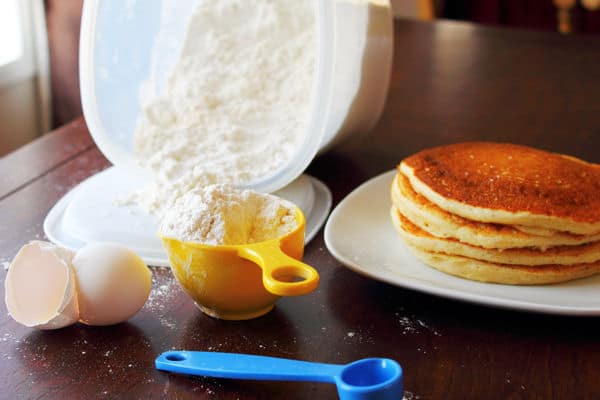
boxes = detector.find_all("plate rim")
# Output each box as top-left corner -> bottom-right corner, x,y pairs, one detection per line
324,170 -> 600,316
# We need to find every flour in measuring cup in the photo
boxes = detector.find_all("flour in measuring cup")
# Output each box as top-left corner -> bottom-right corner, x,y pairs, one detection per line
159,184 -> 298,245
127,0 -> 316,216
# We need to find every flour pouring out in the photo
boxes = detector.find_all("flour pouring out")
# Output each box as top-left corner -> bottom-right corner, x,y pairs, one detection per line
125,0 -> 317,217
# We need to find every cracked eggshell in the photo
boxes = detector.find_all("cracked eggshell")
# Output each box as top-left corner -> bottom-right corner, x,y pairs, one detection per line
4,241 -> 79,330
72,243 -> 152,326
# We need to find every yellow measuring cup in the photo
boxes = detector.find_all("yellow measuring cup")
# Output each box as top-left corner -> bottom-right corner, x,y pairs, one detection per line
160,208 -> 319,320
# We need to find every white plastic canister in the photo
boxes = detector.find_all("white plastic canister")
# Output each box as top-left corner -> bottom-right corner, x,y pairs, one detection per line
79,0 -> 394,193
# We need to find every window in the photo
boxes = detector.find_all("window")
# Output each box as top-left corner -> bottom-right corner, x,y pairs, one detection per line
0,0 -> 23,67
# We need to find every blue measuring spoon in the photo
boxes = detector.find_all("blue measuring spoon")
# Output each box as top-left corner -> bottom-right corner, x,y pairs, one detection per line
155,351 -> 403,400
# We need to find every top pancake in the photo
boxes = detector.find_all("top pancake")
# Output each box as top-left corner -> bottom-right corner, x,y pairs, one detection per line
400,142 -> 600,235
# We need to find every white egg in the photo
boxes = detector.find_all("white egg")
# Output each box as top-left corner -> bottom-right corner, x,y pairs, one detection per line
72,242 -> 152,326
4,241 -> 79,330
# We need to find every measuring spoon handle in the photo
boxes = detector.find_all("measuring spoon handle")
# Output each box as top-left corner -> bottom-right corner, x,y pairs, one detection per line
156,351 -> 341,383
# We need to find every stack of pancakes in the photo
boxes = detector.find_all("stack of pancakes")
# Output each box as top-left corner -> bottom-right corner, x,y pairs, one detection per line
390,142 -> 600,285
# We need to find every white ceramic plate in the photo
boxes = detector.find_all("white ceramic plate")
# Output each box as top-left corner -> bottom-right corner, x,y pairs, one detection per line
324,170 -> 600,316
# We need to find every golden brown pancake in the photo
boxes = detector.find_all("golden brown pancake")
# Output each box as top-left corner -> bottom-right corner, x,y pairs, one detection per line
390,206 -> 600,266
400,142 -> 600,235
406,245 -> 600,285
511,225 -> 559,237
391,172 -> 600,249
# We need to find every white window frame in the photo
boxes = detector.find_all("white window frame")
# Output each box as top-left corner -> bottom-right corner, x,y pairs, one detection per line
0,0 -> 51,133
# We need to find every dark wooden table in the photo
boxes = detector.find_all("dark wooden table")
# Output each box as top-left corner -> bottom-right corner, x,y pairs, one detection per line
2,19 -> 600,399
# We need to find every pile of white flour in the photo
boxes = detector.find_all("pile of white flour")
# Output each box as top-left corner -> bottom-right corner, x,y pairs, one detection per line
128,0 -> 316,216
159,184 -> 298,244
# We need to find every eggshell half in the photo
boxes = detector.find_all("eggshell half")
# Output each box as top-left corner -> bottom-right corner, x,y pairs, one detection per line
5,241 -> 78,329
72,243 -> 152,326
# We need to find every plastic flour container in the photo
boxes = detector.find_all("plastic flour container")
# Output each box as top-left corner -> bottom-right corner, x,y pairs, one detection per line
43,0 -> 394,266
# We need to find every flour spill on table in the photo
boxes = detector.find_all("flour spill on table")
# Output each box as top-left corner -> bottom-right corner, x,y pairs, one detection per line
143,266 -> 181,330
340,327 -> 376,345
188,378 -> 226,397
395,312 -> 442,336
403,391 -> 421,400
23,223 -> 44,240
1,332 -> 20,361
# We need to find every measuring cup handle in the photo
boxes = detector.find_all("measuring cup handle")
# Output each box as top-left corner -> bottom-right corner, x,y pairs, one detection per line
238,243 -> 319,297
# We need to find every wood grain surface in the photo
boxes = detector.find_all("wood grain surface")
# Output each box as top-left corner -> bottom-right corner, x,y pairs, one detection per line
2,20 -> 600,399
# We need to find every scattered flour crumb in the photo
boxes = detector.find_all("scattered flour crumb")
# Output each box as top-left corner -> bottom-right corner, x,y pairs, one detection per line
143,270 -> 181,330
395,312 -> 442,336
2,261 -> 9,271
